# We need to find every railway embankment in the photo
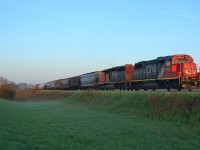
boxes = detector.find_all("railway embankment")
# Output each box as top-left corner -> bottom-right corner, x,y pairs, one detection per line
69,91 -> 200,127
14,90 -> 200,127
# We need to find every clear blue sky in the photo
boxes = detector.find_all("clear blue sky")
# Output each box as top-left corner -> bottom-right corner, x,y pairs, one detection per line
0,0 -> 200,84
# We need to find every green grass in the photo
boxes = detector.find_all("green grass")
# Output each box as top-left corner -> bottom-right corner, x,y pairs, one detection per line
0,91 -> 200,149
71,91 -> 200,126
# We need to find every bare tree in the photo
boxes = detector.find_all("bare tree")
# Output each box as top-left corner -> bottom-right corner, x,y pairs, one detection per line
0,76 -> 17,99
0,76 -> 9,85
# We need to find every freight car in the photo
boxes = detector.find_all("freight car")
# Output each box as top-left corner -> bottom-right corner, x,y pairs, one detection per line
61,78 -> 69,90
39,83 -> 45,90
80,71 -> 103,90
68,76 -> 81,90
46,81 -> 56,90
55,79 -> 63,89
34,84 -> 40,90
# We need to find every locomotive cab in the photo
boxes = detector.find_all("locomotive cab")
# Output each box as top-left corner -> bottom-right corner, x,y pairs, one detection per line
171,54 -> 199,90
171,55 -> 197,77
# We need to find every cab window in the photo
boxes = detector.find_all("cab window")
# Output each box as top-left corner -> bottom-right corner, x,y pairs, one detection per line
166,61 -> 171,66
172,60 -> 176,64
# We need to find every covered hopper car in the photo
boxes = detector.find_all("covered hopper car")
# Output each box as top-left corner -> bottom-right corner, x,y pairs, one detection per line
80,71 -> 103,89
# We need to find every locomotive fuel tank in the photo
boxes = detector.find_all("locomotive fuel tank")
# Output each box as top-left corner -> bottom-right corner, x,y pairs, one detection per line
143,83 -> 158,90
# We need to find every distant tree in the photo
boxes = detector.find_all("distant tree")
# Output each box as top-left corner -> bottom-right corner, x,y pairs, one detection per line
17,83 -> 28,90
0,76 -> 17,99
0,76 -> 9,85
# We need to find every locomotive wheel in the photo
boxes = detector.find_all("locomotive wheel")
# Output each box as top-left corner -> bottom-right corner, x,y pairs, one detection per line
167,88 -> 171,92
135,89 -> 139,91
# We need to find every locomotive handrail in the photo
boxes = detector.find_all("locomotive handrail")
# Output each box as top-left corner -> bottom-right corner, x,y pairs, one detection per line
196,64 -> 200,73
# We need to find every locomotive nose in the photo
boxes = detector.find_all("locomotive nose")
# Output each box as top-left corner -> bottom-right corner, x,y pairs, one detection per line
183,63 -> 197,77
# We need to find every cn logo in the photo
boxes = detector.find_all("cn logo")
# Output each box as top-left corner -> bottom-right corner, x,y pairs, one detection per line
146,65 -> 156,74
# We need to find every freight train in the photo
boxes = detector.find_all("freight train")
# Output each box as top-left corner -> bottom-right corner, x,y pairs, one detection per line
32,54 -> 200,91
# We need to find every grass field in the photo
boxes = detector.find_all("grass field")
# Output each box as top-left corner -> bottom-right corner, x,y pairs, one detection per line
0,91 -> 200,150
